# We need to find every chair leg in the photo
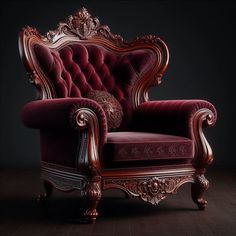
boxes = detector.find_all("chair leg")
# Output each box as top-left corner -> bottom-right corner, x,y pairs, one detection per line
84,178 -> 101,223
191,174 -> 209,210
37,180 -> 53,203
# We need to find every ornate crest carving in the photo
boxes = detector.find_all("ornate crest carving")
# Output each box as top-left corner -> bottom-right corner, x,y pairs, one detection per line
104,175 -> 194,205
43,7 -> 124,45
67,7 -> 100,38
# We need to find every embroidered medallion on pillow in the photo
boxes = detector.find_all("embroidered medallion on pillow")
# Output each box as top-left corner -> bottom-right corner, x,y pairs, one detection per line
87,90 -> 123,131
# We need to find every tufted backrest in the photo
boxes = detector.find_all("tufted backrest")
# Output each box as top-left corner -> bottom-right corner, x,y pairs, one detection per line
33,42 -> 155,125
34,43 -> 155,99
19,8 -> 169,129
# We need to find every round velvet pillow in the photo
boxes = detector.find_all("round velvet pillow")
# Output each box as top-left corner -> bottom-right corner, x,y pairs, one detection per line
87,90 -> 123,131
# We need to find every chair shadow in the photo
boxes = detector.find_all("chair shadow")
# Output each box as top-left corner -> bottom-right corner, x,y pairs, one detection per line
0,189 -> 198,224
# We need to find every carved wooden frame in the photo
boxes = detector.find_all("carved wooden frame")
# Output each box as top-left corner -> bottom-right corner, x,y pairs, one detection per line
19,7 -> 169,107
19,7 -> 215,223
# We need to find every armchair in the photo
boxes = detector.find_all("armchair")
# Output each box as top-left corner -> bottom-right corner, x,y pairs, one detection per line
19,8 -> 217,223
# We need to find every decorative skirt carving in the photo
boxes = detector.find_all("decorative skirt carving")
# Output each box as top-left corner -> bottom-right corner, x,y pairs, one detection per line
103,174 -> 194,205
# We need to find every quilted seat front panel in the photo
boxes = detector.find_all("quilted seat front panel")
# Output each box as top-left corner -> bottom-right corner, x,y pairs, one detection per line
103,132 -> 194,165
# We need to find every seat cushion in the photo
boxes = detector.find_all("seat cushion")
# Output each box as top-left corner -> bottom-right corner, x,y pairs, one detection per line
103,132 -> 194,164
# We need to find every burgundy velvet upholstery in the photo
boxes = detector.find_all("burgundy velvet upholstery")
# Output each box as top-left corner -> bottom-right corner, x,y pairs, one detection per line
132,100 -> 217,139
103,132 -> 194,164
22,41 -> 217,168
21,98 -> 107,132
33,43 -> 155,128
21,98 -> 108,168
40,128 -> 79,168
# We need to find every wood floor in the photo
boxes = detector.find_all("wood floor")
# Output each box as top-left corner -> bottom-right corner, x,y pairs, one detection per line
0,167 -> 235,236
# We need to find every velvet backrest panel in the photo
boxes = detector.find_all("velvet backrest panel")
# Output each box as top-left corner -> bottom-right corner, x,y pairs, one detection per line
33,42 -> 155,127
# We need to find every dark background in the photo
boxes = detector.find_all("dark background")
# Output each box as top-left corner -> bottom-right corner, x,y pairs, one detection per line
0,0 -> 234,167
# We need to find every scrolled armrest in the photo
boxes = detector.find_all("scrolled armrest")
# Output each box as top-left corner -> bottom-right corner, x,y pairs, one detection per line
70,107 -> 105,174
21,98 -> 107,130
21,97 -> 108,140
21,98 -> 108,174
132,100 -> 217,172
132,100 -> 217,139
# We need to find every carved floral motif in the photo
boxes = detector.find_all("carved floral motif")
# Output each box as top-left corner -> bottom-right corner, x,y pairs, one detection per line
87,90 -> 123,131
104,175 -> 193,205
117,143 -> 192,159
43,7 -> 124,45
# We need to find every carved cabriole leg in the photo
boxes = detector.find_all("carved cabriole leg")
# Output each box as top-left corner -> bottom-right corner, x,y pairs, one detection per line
71,108 -> 103,223
84,177 -> 102,223
191,174 -> 209,210
37,180 -> 53,203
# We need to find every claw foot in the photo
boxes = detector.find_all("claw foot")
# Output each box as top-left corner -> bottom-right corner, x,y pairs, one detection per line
192,174 -> 209,210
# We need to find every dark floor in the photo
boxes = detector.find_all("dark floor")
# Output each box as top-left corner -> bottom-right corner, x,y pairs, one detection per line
0,167 -> 235,236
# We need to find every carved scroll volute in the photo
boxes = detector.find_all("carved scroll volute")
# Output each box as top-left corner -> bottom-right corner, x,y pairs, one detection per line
72,108 -> 101,175
132,36 -> 169,108
19,26 -> 56,99
192,109 -> 216,173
